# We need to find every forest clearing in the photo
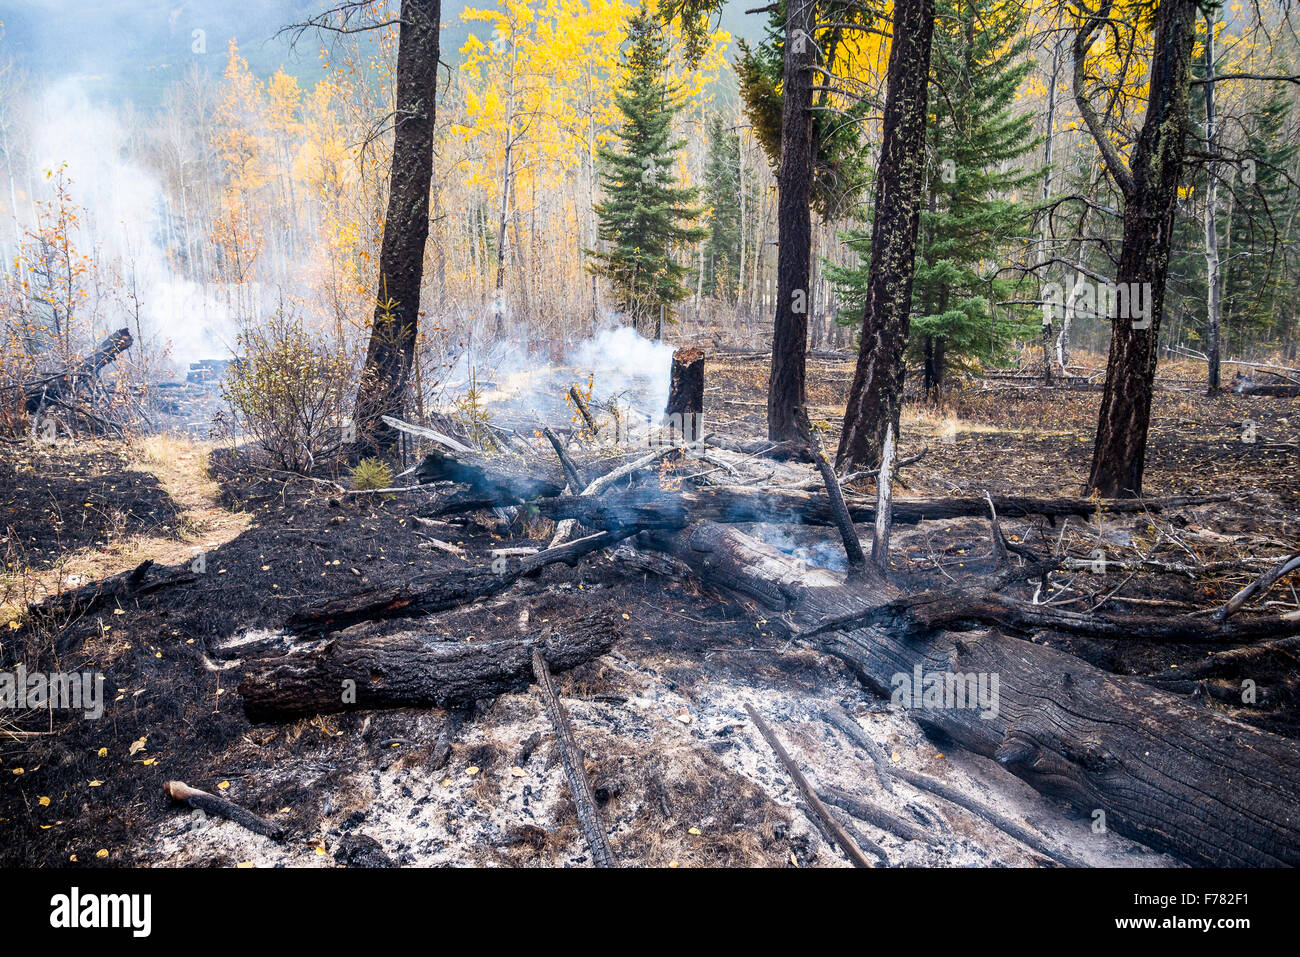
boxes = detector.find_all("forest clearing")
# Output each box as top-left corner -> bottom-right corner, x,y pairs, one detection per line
0,0 -> 1298,911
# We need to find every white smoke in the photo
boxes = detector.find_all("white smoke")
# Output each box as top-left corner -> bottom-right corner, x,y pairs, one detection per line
23,79 -> 239,368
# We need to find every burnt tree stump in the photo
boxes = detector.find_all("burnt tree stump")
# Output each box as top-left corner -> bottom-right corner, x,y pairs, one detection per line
664,347 -> 704,443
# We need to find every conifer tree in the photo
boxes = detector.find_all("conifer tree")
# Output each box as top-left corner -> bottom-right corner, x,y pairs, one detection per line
828,0 -> 1037,399
701,113 -> 742,302
588,6 -> 704,334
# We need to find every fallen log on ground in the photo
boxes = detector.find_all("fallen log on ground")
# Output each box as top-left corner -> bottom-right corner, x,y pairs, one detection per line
286,529 -> 636,636
640,522 -> 1300,867
240,611 -> 619,721
830,583 -> 1300,644
509,485 -> 1234,532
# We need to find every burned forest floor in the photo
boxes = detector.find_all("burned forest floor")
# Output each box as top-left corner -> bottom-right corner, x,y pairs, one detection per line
2,351 -> 1297,868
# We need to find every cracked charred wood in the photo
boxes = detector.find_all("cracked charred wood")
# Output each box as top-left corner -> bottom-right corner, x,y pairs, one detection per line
286,529 -> 636,636
646,521 -> 1300,867
23,327 -> 133,413
516,485 -> 1233,532
240,611 -> 619,721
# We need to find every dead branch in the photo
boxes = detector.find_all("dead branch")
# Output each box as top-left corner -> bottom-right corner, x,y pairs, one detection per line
1216,551 -> 1300,621
163,779 -> 285,841
532,647 -> 615,868
744,702 -> 873,868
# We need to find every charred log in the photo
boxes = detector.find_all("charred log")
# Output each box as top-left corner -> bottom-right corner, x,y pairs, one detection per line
643,521 -> 1300,867
286,529 -> 636,636
241,611 -> 619,721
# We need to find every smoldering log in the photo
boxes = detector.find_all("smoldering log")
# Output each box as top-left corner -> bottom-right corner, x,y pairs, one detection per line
1231,378 -> 1300,397
664,347 -> 704,443
512,485 -> 1234,532
23,327 -> 134,413
642,521 -> 1300,867
239,611 -> 619,721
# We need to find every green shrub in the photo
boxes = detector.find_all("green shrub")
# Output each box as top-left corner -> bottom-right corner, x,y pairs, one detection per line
350,457 -> 393,492
221,312 -> 353,473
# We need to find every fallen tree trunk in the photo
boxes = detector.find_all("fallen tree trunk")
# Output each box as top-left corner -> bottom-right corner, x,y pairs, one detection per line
286,529 -> 635,636
240,611 -> 619,721
642,522 -> 1300,867
509,485 -> 1233,532
24,328 -> 133,413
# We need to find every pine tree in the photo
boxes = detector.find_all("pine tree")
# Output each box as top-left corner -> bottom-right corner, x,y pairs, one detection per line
701,113 -> 742,302
828,0 -> 1038,399
1221,88 -> 1299,354
587,6 -> 705,335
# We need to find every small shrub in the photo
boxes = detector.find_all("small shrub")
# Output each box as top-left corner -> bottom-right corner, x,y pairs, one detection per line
350,457 -> 393,492
221,311 -> 353,473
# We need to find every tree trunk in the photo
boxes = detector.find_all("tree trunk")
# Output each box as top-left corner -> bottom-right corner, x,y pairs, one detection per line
1202,14 -> 1222,395
767,0 -> 815,441
665,347 -> 705,442
240,611 -> 619,721
645,521 -> 1300,867
836,0 -> 935,471
353,0 -> 441,458
1082,0 -> 1199,496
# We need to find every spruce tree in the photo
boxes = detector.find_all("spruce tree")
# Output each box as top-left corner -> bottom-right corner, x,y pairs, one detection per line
588,6 -> 704,334
827,0 -> 1038,397
702,113 -> 743,302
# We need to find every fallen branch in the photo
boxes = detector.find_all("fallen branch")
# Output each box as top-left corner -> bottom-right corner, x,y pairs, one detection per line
744,702 -> 873,868
1216,551 -> 1300,621
163,780 -> 285,841
532,647 -> 616,868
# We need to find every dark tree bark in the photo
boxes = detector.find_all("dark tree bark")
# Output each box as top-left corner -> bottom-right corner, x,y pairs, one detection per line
665,346 -> 705,441
767,0 -> 816,442
353,0 -> 441,458
645,522 -> 1300,867
836,0 -> 935,471
1078,0 -> 1199,496
241,611 -> 619,721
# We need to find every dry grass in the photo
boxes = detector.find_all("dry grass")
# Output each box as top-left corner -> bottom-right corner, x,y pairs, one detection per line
0,433 -> 250,629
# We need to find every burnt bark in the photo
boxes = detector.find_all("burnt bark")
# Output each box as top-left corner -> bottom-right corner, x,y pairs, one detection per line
665,347 -> 705,442
767,0 -> 816,442
837,0 -> 935,471
1080,0 -> 1199,496
286,529 -> 636,636
647,521 -> 1300,867
353,0 -> 441,457
240,611 -> 619,721
518,484 -> 1229,532
24,327 -> 133,413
